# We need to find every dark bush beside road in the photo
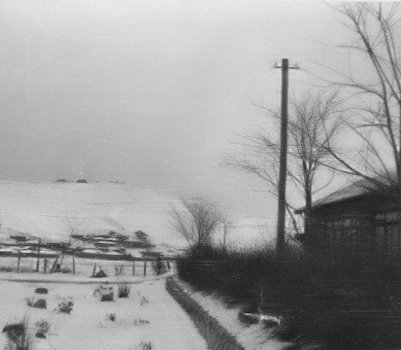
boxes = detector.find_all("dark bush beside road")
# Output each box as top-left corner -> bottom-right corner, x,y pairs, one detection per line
177,244 -> 401,350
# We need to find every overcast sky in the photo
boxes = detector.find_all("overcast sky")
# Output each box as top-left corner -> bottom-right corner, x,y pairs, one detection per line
0,0 -> 357,223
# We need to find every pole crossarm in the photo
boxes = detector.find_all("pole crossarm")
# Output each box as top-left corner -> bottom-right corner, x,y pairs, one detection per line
274,62 -> 300,70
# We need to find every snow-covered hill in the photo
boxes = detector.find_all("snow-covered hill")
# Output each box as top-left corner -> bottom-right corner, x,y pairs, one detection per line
0,181 -> 272,250
0,181 -> 186,248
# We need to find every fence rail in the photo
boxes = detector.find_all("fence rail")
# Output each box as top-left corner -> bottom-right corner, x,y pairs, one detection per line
0,253 -> 174,277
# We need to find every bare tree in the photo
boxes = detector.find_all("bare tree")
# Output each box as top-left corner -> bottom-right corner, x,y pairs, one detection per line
171,197 -> 225,249
51,218 -> 87,273
220,216 -> 233,252
229,91 -> 340,242
324,3 -> 401,202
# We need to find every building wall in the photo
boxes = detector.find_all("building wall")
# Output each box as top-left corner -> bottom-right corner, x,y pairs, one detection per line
309,194 -> 400,255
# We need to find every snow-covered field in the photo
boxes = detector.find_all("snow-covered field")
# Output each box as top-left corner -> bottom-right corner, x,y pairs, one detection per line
0,181 -> 186,249
0,181 -> 271,250
0,278 -> 208,350
0,181 -> 280,349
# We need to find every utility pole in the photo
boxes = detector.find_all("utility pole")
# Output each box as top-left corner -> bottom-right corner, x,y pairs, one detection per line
274,58 -> 299,253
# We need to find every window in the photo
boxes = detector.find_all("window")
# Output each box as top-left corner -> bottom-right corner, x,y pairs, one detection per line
326,217 -> 359,246
375,211 -> 400,255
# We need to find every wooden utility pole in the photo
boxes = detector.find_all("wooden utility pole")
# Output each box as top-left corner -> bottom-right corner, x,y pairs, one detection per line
274,58 -> 299,252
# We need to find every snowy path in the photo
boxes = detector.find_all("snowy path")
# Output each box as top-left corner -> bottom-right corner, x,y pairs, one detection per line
0,279 -> 208,350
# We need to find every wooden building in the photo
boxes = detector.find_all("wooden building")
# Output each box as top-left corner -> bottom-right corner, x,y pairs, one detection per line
296,178 -> 401,255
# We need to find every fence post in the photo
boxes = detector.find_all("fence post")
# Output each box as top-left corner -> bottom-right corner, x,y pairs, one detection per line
144,260 -> 147,276
132,259 -> 135,276
36,239 -> 41,272
72,254 -> 76,275
43,258 -> 47,274
92,263 -> 97,277
17,253 -> 21,273
50,257 -> 59,273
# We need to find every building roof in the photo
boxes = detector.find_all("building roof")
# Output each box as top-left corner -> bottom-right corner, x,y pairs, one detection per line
295,176 -> 394,213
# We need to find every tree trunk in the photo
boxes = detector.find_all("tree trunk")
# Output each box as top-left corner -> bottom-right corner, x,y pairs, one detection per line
304,184 -> 313,249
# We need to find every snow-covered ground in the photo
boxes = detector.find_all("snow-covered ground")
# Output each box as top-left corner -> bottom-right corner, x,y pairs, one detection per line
177,278 -> 291,350
0,278 -> 208,350
0,181 -> 272,250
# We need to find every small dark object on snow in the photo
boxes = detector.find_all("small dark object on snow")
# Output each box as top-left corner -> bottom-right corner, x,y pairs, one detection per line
76,179 -> 87,183
35,319 -> 50,339
93,269 -> 107,278
35,287 -> 48,294
94,284 -> 114,301
56,298 -> 74,314
35,332 -> 46,339
33,299 -> 47,309
101,293 -> 114,302
2,324 -> 24,338
106,313 -> 116,321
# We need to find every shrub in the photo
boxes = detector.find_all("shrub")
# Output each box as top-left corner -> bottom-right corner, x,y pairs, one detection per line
26,298 -> 46,309
56,298 -> 74,314
128,341 -> 153,350
135,342 -> 152,350
117,316 -> 149,327
33,299 -> 47,309
177,244 -> 401,349
106,313 -> 116,322
0,266 -> 13,273
152,258 -> 167,275
117,284 -> 131,298
35,319 -> 50,338
3,316 -> 33,350
94,285 -> 114,302
140,296 -> 149,306
93,269 -> 108,278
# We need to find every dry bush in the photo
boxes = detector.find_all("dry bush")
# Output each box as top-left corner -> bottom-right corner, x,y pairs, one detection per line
129,342 -> 153,350
106,313 -> 116,322
140,296 -> 149,306
117,284 -> 131,298
55,297 -> 74,314
35,319 -> 50,338
3,316 -> 33,350
94,285 -> 114,302
26,298 -> 46,309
